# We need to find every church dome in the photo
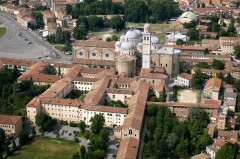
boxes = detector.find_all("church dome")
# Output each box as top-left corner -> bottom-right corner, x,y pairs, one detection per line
115,41 -> 122,46
134,29 -> 142,37
121,42 -> 134,50
125,30 -> 139,40
120,35 -> 125,42
151,36 -> 160,44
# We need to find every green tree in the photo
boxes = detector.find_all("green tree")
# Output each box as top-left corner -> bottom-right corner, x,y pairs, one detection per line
88,16 -> 104,31
78,121 -> 86,133
215,142 -> 236,159
42,64 -> 57,75
5,142 -> 9,156
90,114 -> 105,134
73,24 -> 87,40
12,138 -> 17,152
31,126 -> 36,137
35,113 -> 54,131
176,39 -> 184,45
175,138 -> 189,158
55,27 -> 64,44
93,149 -> 105,159
212,23 -> 220,32
99,129 -> 109,141
125,0 -> 148,23
111,35 -> 118,41
204,48 -> 209,54
13,65 -> 20,79
225,73 -> 236,84
212,59 -> 225,70
110,16 -> 125,31
19,132 -> 29,147
80,145 -> 86,158
32,12 -> 44,29
161,87 -> 166,102
186,28 -> 199,40
217,72 -> 225,80
234,45 -> 240,59
191,69 -> 206,89
66,4 -> 72,15
195,62 -> 209,69
234,80 -> 240,91
71,152 -> 80,159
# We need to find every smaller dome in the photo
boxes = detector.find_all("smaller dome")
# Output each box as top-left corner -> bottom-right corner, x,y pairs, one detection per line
115,41 -> 122,46
121,42 -> 134,50
151,36 -> 160,44
134,29 -> 142,37
120,35 -> 125,42
125,30 -> 139,40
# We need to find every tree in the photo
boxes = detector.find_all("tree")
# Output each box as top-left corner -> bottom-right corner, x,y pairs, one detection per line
88,16 -> 104,31
90,114 -> 105,134
66,4 -> 72,15
35,113 -> 54,131
176,39 -> 184,45
32,12 -> 44,29
125,0 -> 148,23
78,121 -> 86,133
212,59 -> 225,70
234,45 -> 240,59
5,142 -> 9,156
175,138 -> 189,158
42,64 -> 57,75
204,48 -> 209,54
110,16 -> 125,31
19,132 -> 29,147
70,152 -> 80,159
234,80 -> 240,91
215,142 -> 236,159
186,28 -> 199,40
212,23 -> 221,32
161,87 -> 166,102
73,24 -> 87,40
99,129 -> 109,141
31,126 -> 36,137
80,145 -> 86,158
55,27 -> 64,44
12,65 -> 20,79
111,35 -> 118,41
93,149 -> 105,159
195,62 -> 209,69
225,73 -> 236,84
217,72 -> 225,80
191,69 -> 206,89
12,138 -> 17,152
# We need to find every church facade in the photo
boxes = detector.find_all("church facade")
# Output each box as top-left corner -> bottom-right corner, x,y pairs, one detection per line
73,23 -> 180,77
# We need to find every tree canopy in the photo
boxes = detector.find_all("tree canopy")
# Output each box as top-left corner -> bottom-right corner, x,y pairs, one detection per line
212,59 -> 225,70
90,114 -> 105,134
191,69 -> 208,89
42,64 -> 57,75
35,113 -> 54,131
215,142 -> 237,159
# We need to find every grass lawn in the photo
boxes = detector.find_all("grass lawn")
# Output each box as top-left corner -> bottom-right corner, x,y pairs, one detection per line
9,137 -> 79,159
0,27 -> 6,38
53,45 -> 66,51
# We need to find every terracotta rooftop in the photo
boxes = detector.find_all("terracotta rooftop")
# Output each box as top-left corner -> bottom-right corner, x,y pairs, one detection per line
40,97 -> 82,107
208,123 -> 216,137
204,77 -> 222,89
74,39 -> 115,48
0,114 -> 22,125
26,97 -> 40,107
178,73 -> 192,80
218,130 -> 238,142
191,153 -> 210,159
116,137 -> 139,159
139,68 -> 168,79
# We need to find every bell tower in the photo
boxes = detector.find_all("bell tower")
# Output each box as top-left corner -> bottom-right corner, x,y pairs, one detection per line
142,23 -> 151,69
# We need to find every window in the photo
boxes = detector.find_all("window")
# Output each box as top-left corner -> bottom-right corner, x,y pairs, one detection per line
79,52 -> 83,56
129,130 -> 132,135
113,95 -> 115,98
92,53 -> 96,57
165,64 -> 168,67
105,54 -> 109,57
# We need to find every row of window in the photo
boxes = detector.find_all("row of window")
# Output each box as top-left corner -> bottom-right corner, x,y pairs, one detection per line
79,52 -> 110,58
0,125 -> 14,129
73,81 -> 93,85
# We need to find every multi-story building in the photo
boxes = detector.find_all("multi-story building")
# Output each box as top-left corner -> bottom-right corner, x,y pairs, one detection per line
0,114 -> 22,137
204,77 -> 222,100
175,73 -> 192,87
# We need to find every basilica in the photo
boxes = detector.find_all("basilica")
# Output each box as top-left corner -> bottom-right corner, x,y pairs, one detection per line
73,23 -> 181,77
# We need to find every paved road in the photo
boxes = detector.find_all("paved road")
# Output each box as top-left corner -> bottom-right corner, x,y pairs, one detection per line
0,12 -> 72,63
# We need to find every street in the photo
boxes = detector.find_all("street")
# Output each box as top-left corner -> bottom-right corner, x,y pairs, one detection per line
0,12 -> 72,63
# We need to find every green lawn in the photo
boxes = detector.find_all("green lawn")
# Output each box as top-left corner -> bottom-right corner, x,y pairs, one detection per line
53,45 -> 66,51
0,27 -> 6,38
9,137 -> 79,159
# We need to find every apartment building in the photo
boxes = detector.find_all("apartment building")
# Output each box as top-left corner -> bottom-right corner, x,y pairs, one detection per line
0,114 -> 22,137
204,77 -> 222,100
175,73 -> 192,87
